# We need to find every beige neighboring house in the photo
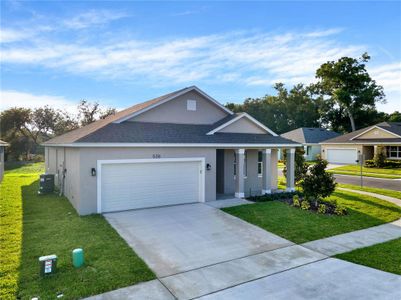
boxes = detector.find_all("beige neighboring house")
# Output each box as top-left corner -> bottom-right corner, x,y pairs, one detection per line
0,140 -> 8,182
43,86 -> 300,215
320,122 -> 401,164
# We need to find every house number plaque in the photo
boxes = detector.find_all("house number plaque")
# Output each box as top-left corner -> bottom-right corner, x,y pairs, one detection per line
152,154 -> 161,158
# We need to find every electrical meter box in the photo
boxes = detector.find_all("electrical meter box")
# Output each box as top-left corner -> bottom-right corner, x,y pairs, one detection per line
39,174 -> 55,194
39,254 -> 57,276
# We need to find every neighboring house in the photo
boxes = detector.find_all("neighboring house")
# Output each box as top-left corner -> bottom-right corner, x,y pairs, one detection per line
43,86 -> 300,215
0,140 -> 8,182
320,122 -> 401,164
281,128 -> 340,161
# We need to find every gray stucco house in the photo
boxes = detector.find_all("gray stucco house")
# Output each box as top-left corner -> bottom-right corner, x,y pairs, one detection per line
44,86 -> 299,215
281,128 -> 340,161
0,140 -> 8,182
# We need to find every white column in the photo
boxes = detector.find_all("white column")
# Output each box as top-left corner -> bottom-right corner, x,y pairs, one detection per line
286,148 -> 295,192
271,149 -> 278,190
235,149 -> 245,198
262,149 -> 272,194
373,145 -> 378,156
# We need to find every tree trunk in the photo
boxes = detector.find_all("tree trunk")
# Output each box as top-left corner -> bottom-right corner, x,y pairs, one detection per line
346,109 -> 356,131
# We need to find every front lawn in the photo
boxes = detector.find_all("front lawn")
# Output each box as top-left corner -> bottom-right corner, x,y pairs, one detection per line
0,170 -> 155,299
335,238 -> 401,275
223,190 -> 401,244
338,183 -> 401,200
327,165 -> 401,179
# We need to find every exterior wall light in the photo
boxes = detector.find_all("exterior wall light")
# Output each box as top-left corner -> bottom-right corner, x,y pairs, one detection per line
91,168 -> 96,176
206,163 -> 212,171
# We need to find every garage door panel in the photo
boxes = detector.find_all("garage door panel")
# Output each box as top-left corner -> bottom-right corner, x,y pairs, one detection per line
327,149 -> 357,164
100,160 -> 202,212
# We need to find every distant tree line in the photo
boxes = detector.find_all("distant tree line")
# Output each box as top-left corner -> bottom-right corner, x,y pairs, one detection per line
0,100 -> 116,160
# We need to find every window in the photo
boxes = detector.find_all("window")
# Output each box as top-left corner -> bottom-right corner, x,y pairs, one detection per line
305,146 -> 310,156
258,151 -> 263,176
387,146 -> 401,158
187,99 -> 197,111
233,151 -> 248,177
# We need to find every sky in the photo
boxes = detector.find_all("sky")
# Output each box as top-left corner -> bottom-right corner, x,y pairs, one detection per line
1,0 -> 400,114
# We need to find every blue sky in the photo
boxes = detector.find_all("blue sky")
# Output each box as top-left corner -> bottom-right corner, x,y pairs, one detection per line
1,1 -> 400,114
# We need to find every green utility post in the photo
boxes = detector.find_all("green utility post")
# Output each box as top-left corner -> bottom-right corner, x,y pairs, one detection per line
72,248 -> 84,268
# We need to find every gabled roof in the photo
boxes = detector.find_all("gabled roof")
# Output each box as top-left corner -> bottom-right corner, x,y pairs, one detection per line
281,128 -> 340,144
206,113 -> 278,136
44,86 -> 233,145
321,122 -> 401,144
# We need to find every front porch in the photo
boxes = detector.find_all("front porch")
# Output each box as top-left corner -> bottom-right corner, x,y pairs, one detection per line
215,148 -> 296,199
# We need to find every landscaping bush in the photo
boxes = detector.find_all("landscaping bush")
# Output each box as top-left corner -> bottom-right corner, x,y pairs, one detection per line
334,205 -> 347,216
301,200 -> 310,210
365,159 -> 401,169
292,195 -> 300,207
247,191 -> 302,202
318,204 -> 327,214
373,146 -> 387,168
300,157 -> 336,205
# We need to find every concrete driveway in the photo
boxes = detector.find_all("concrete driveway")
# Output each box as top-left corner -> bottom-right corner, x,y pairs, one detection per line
99,203 -> 401,300
105,203 -> 293,277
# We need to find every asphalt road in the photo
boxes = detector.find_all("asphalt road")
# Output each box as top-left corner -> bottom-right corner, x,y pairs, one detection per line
334,174 -> 401,191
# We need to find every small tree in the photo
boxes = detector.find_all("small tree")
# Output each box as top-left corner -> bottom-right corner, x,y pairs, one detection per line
300,157 -> 336,205
373,146 -> 386,168
283,147 -> 308,186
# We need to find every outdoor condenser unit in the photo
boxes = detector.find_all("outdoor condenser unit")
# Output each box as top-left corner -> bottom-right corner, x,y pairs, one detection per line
38,174 -> 55,194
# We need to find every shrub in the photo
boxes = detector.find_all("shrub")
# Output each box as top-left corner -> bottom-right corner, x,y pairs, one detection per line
334,205 -> 347,216
373,146 -> 387,168
317,204 -> 327,214
300,157 -> 336,204
293,195 -> 300,207
364,159 -> 401,168
248,191 -> 303,202
301,200 -> 310,210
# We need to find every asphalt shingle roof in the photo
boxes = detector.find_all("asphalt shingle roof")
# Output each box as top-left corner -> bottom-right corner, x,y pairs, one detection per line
281,128 -> 340,144
322,122 -> 401,144
75,121 -> 297,145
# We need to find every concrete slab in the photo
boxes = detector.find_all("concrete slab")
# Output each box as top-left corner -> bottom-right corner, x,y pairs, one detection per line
84,280 -> 174,300
105,203 -> 293,277
161,245 -> 326,299
339,188 -> 401,208
206,198 -> 253,208
303,223 -> 401,256
198,258 -> 401,300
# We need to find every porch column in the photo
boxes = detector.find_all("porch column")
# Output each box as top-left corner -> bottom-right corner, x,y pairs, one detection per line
235,148 -> 245,198
271,149 -> 278,190
373,145 -> 378,156
262,149 -> 272,194
286,148 -> 295,192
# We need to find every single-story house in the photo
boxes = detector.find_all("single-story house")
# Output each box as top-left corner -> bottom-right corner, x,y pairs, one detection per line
281,128 -> 340,161
0,140 -> 8,182
320,122 -> 401,164
43,86 -> 300,215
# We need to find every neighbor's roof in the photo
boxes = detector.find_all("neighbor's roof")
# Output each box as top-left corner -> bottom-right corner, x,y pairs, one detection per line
321,122 -> 401,144
281,128 -> 340,144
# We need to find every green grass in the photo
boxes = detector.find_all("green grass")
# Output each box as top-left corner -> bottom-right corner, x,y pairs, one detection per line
328,165 -> 401,179
338,183 -> 401,200
0,169 -> 155,299
4,161 -> 45,174
223,190 -> 401,244
335,238 -> 401,275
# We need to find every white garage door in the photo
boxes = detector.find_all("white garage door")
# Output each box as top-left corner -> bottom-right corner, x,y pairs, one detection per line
327,149 -> 358,164
99,159 -> 203,213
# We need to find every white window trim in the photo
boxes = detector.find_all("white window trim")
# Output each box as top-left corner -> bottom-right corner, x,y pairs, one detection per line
386,146 -> 401,159
187,99 -> 197,111
258,150 -> 263,177
96,157 -> 206,213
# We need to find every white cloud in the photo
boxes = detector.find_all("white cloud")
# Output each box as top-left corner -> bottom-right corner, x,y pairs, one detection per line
63,10 -> 127,29
0,90 -> 78,114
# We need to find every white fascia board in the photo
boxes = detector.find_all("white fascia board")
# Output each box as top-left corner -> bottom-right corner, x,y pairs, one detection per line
350,125 -> 401,140
206,113 -> 278,136
113,86 -> 233,124
319,142 -> 401,145
43,142 -> 303,148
